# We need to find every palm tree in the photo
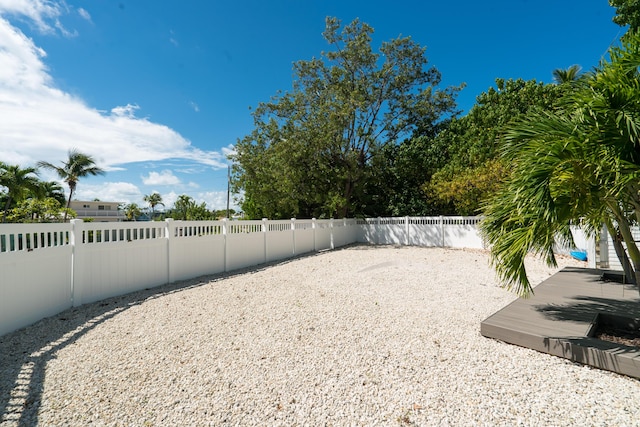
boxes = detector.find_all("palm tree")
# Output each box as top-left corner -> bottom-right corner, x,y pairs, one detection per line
480,32 -> 640,296
552,64 -> 583,84
123,203 -> 142,221
143,192 -> 164,220
37,149 -> 105,221
173,194 -> 194,220
0,162 -> 41,222
36,181 -> 66,205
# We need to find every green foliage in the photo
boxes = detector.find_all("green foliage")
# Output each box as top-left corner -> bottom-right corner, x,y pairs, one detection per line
481,32 -> 640,295
552,65 -> 584,85
610,0 -> 640,31
365,133 -> 453,216
427,78 -> 564,214
123,203 -> 142,221
37,149 -> 105,222
0,162 -> 41,222
428,159 -> 508,216
7,197 -> 75,223
143,192 -> 164,219
232,17 -> 460,219
37,181 -> 66,205
168,195 -> 214,221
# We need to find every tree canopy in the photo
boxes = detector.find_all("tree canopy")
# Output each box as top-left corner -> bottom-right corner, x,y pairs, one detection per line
232,17 -> 461,219
0,163 -> 41,222
610,0 -> 640,31
426,78 -> 565,215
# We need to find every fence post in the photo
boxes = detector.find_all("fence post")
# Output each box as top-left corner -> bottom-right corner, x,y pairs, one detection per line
312,218 -> 317,251
405,216 -> 410,246
69,219 -> 83,307
330,218 -> 335,250
291,218 -> 296,256
262,218 -> 268,263
440,215 -> 445,247
165,218 -> 173,283
222,218 -> 228,272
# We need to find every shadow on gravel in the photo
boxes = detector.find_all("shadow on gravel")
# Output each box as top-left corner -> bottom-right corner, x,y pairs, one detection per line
0,246 -> 349,426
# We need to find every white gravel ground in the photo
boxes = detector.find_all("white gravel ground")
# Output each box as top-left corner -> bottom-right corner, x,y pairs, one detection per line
1,245 -> 639,426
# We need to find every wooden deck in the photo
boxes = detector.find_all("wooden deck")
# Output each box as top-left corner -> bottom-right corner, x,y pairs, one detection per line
481,267 -> 640,379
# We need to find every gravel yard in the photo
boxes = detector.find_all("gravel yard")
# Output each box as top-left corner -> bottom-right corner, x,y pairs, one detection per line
1,245 -> 639,426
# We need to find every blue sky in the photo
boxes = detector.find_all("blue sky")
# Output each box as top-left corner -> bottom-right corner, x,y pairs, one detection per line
0,0 -> 623,211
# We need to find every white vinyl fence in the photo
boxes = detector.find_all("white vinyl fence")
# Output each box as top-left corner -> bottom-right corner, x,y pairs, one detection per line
2,215 -> 586,337
1,218 -> 361,337
356,216 -> 485,248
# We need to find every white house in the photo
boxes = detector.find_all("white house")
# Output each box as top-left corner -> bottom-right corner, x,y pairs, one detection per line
69,200 -> 125,222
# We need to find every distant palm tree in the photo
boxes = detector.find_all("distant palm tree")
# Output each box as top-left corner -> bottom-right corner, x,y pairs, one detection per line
173,194 -> 194,220
37,149 -> 105,221
0,162 -> 41,222
123,203 -> 142,221
552,64 -> 583,85
143,192 -> 164,220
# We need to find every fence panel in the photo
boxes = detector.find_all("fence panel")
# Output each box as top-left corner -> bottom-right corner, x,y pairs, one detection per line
443,217 -> 484,249
294,220 -> 315,255
168,220 -> 225,282
331,219 -> 355,247
0,223 -> 73,337
266,220 -> 294,262
314,220 -> 333,250
408,217 -> 442,246
72,221 -> 168,306
225,221 -> 266,271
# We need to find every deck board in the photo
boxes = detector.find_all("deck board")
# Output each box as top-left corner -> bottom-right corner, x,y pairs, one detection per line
481,267 -> 640,379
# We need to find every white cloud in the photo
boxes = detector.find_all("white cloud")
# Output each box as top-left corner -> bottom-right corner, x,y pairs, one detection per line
77,7 -> 91,23
0,0 -> 63,33
74,181 -> 142,204
111,103 -> 140,118
162,191 -> 179,209
142,170 -> 181,186
0,3 -> 229,174
189,101 -> 199,112
199,190 -> 231,210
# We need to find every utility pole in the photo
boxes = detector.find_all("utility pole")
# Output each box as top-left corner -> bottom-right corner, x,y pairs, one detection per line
226,165 -> 230,219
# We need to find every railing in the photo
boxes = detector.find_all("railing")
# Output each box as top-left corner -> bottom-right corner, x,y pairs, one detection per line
75,209 -> 126,218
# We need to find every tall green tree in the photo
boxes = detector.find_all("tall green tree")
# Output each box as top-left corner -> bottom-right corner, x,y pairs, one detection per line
428,78 -> 564,215
365,131 -> 453,216
232,17 -> 460,219
480,31 -> 640,295
37,149 -> 105,221
610,0 -> 640,32
0,162 -> 41,222
143,192 -> 164,220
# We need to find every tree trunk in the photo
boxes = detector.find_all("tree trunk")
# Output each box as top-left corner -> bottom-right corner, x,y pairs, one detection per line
611,231 -> 637,287
2,197 -> 11,223
63,190 -> 73,222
